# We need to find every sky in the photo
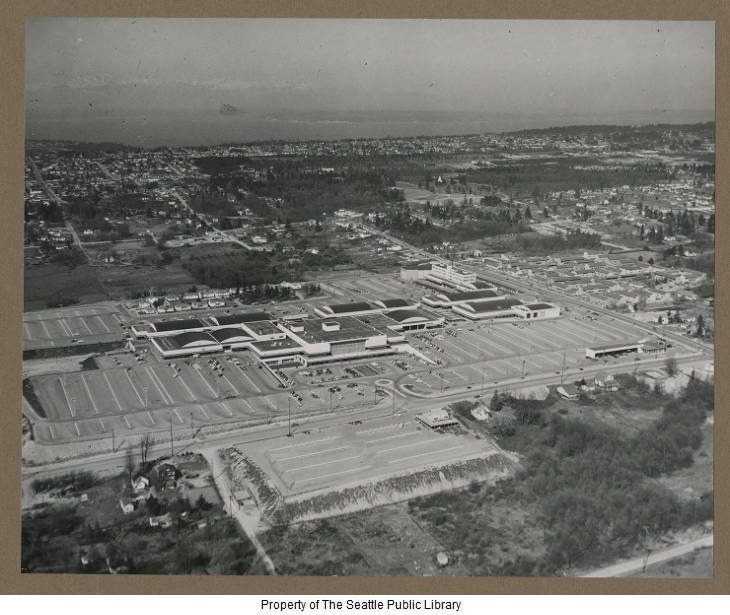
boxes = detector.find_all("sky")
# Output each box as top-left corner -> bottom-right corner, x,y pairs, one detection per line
25,19 -> 715,143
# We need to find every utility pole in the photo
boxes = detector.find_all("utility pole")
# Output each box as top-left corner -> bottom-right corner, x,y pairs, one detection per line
561,352 -> 566,384
481,352 -> 486,396
287,397 -> 292,437
522,359 -> 526,379
112,427 -> 115,452
190,412 -> 194,439
169,412 -> 174,456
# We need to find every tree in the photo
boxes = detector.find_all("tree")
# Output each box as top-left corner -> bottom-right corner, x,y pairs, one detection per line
125,446 -> 136,480
696,314 -> 705,337
138,433 -> 155,468
489,391 -> 503,412
665,357 -> 678,377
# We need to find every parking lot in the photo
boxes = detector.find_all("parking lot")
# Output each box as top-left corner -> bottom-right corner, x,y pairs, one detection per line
399,313 -> 659,395
23,304 -> 124,350
246,414 -> 498,496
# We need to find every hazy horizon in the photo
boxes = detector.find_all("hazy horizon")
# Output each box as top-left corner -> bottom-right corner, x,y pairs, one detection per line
26,19 -> 715,147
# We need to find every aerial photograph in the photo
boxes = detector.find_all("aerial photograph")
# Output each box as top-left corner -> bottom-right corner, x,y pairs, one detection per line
21,19 -> 714,577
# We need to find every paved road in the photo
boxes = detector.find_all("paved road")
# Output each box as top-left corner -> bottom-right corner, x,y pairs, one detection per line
28,157 -> 65,205
581,534 -> 713,577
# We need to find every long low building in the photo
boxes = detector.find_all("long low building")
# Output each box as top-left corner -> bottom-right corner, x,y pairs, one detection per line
150,331 -> 223,357
422,287 -> 503,308
585,341 -> 644,360
453,298 -> 561,321
314,298 -> 419,318
137,302 -> 445,365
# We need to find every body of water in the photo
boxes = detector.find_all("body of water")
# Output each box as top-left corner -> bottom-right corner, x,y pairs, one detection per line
25,108 -> 714,148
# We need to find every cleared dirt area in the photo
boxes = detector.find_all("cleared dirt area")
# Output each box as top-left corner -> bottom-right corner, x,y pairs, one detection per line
260,500 -> 472,576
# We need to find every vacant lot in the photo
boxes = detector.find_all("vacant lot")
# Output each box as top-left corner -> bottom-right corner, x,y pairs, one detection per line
24,263 -> 108,310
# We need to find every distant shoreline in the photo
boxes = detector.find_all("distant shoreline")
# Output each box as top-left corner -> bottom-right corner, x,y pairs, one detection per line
24,109 -> 714,149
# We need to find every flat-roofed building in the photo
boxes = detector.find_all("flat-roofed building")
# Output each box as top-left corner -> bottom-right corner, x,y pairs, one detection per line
374,298 -> 418,311
210,311 -> 273,326
151,331 -> 223,357
427,262 -> 477,290
279,316 -> 397,365
314,302 -> 380,318
511,302 -> 561,321
384,308 -> 446,331
416,408 -> 459,429
209,327 -> 254,349
132,317 -> 209,338
423,288 -> 503,308
452,297 -> 524,320
585,341 -> 644,360
400,260 -> 433,282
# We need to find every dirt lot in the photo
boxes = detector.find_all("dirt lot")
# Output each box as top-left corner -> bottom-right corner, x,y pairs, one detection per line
260,501 -> 473,576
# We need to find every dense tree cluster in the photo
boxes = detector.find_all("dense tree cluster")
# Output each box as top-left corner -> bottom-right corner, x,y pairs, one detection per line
410,377 -> 713,576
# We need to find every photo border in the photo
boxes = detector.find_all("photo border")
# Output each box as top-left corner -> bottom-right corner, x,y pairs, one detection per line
1,0 -> 726,595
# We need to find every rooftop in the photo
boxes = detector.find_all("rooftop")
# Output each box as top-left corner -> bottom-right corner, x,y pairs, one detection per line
154,331 -> 219,350
152,318 -> 207,333
461,297 -> 523,313
209,327 -> 253,343
326,302 -> 377,314
212,311 -> 273,326
291,316 -> 388,344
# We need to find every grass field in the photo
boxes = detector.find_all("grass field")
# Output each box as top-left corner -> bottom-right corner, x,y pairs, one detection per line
24,263 -> 108,311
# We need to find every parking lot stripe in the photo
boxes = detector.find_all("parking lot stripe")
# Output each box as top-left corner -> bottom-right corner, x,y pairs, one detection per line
291,465 -> 369,486
146,366 -> 174,404
275,446 -> 351,463
58,318 -> 73,337
387,444 -> 466,465
80,374 -> 100,414
125,370 -> 145,406
94,314 -> 111,333
39,320 -> 52,340
58,376 -> 74,418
